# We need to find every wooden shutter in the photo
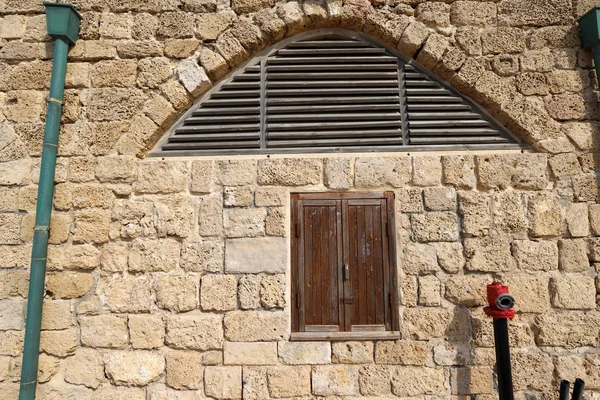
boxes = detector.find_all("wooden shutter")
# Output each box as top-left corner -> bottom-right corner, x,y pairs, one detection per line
292,192 -> 397,337
152,30 -> 522,157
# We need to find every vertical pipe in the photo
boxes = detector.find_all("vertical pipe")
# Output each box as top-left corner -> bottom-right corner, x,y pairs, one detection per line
19,37 -> 70,400
493,318 -> 514,400
571,379 -> 585,400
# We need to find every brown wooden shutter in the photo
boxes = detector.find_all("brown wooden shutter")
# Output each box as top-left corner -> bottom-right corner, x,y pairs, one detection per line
292,192 -> 397,336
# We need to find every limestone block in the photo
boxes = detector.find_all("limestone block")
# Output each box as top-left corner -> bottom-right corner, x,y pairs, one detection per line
230,21 -> 265,54
277,341 -> 330,365
402,242 -> 438,275
241,366 -> 269,400
374,340 -> 427,365
205,366 -> 242,399
41,300 -> 73,330
401,275 -> 417,307
511,350 -> 554,391
216,31 -> 249,68
512,240 -> 558,271
535,312 -> 600,348
177,60 -> 211,97
442,155 -> 476,189
331,341 -> 373,364
156,273 -> 200,312
180,239 -> 224,274
131,12 -> 158,39
445,275 -> 488,306
0,214 -> 21,245
416,33 -> 448,69
238,275 -> 261,309
105,351 -> 164,386
411,212 -> 459,242
165,39 -> 201,59
0,15 -> 26,39
224,310 -> 286,341
0,270 -> 28,299
355,157 -> 410,188
451,1 -> 496,26
99,13 -> 132,39
512,153 -> 549,190
464,236 -> 516,272
134,161 -> 187,194
423,187 -> 456,211
504,275 -> 550,312
590,204 -> 600,236
481,27 -> 525,54
182,0 -> 217,12
403,307 -> 470,340
497,0 -> 571,27
154,195 -> 195,238
456,27 -> 482,56
166,350 -> 204,389
516,72 -> 549,95
358,365 -> 391,396
255,187 -> 286,207
129,239 -> 180,272
313,365 -> 359,396
476,155 -> 515,190
564,203 -> 589,238
137,57 -> 173,89
91,59 -> 137,87
100,274 -> 152,313
412,156 -> 441,187
198,193 -> 224,236
80,314 -> 128,348
223,208 -> 266,238
3,91 -> 45,123
201,274 -> 237,311
267,365 -> 311,397
396,188 -> 423,213
0,159 -> 32,186
548,153 -> 581,178
433,341 -> 471,366
433,242 -> 464,273
64,348 -> 105,389
260,274 -> 285,308
144,94 -> 176,127
224,342 -> 277,365
324,157 -> 352,189
190,160 -> 214,194
46,272 -> 94,299
265,207 -> 285,237
166,314 -> 224,350
87,88 -> 146,121
129,314 -> 165,349
492,191 -> 527,235
111,199 -> 155,239
0,299 -> 24,330
451,366 -> 493,394
550,275 -> 596,310
528,193 -> 563,237
225,237 -> 287,273
214,160 -> 257,186
197,12 -> 235,41
0,42 -> 45,62
573,173 -> 599,202
391,366 -> 446,396
160,79 -> 192,111
253,8 -> 286,43
257,158 -> 322,186
458,191 -> 490,237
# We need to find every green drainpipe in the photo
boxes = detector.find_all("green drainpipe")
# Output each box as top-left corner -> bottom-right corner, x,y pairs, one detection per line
19,3 -> 80,400
579,6 -> 600,86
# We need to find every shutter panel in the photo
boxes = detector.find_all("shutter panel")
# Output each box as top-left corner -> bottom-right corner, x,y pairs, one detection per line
153,30 -> 521,156
342,198 -> 390,331
296,198 -> 343,332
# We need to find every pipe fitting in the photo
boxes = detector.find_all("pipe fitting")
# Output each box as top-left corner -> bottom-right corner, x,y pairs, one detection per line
484,282 -> 516,319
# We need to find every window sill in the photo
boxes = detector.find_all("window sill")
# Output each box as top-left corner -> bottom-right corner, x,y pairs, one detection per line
290,331 -> 401,341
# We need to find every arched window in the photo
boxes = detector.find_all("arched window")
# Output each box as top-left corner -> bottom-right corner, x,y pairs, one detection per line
152,29 -> 521,156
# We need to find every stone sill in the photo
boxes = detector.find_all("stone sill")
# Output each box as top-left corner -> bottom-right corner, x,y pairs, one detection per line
290,331 -> 401,341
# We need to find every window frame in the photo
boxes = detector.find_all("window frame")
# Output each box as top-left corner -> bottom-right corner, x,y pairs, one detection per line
290,191 -> 400,341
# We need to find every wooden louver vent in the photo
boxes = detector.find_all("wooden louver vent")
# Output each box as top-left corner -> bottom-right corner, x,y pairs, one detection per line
154,31 -> 520,156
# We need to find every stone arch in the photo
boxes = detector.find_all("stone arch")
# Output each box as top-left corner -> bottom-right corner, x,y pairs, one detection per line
120,0 -> 577,157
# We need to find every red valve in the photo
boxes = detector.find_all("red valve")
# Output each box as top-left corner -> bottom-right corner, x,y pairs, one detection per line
484,282 -> 516,319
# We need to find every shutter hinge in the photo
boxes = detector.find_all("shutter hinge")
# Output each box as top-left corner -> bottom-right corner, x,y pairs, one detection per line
296,292 -> 301,308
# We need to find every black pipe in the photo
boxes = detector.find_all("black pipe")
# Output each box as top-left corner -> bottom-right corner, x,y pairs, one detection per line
559,380 -> 570,400
493,318 -> 514,400
572,379 -> 585,400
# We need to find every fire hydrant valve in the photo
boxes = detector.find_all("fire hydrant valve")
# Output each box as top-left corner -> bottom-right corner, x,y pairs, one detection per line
484,282 -> 516,319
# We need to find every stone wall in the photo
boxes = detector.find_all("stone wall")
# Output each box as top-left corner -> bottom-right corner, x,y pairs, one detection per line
1,0 -> 600,399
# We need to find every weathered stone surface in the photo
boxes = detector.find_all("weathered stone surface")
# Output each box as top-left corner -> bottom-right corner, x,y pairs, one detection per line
0,299 -> 24,330
205,366 -> 242,399
492,191 -> 527,234
197,12 -> 235,41
41,300 -> 73,330
180,239 -> 224,274
312,365 -> 359,396
355,157 -> 410,188
156,273 -> 200,312
224,311 -> 286,341
559,239 -> 589,272
165,350 -> 203,389
504,275 -> 550,312
458,191 -> 490,237
512,240 -> 558,271
225,238 -> 287,273
331,341 -> 373,364
199,47 -> 229,81
464,236 -> 515,272
100,274 -> 152,313
260,274 -> 285,308
278,341 -> 331,364
412,156 -> 441,187
535,312 -> 600,348
402,242 -> 438,275
451,1 -> 496,26
80,315 -> 128,348
528,193 -> 563,237
105,351 -> 165,386
257,158 -> 321,186
434,242 -> 465,273
445,275 -> 488,306
201,274 -> 237,311
238,274 -> 261,310
551,275 -> 596,310
396,188 -> 423,213
129,314 -> 165,349
324,157 -> 352,189
266,365 -> 311,397
403,307 -> 470,340
391,367 -> 446,396
374,340 -> 428,365
134,161 -> 187,194
498,0 -> 572,27
442,155 -> 476,189
177,60 -> 211,96
166,314 -> 224,350
565,203 -> 589,238
411,212 -> 459,242
358,365 -> 391,396
223,208 -> 266,238
481,28 -> 525,54
224,342 -> 277,365
190,160 -> 214,194
64,348 -> 105,389
423,187 -> 456,211
129,239 -> 180,272
87,88 -> 146,121
198,193 -> 223,237
451,366 -> 494,394
154,195 -> 195,238
513,154 -> 549,190
46,272 -> 95,299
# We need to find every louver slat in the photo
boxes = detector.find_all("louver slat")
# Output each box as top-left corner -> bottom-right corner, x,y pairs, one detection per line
154,31 -> 519,156
266,36 -> 403,149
